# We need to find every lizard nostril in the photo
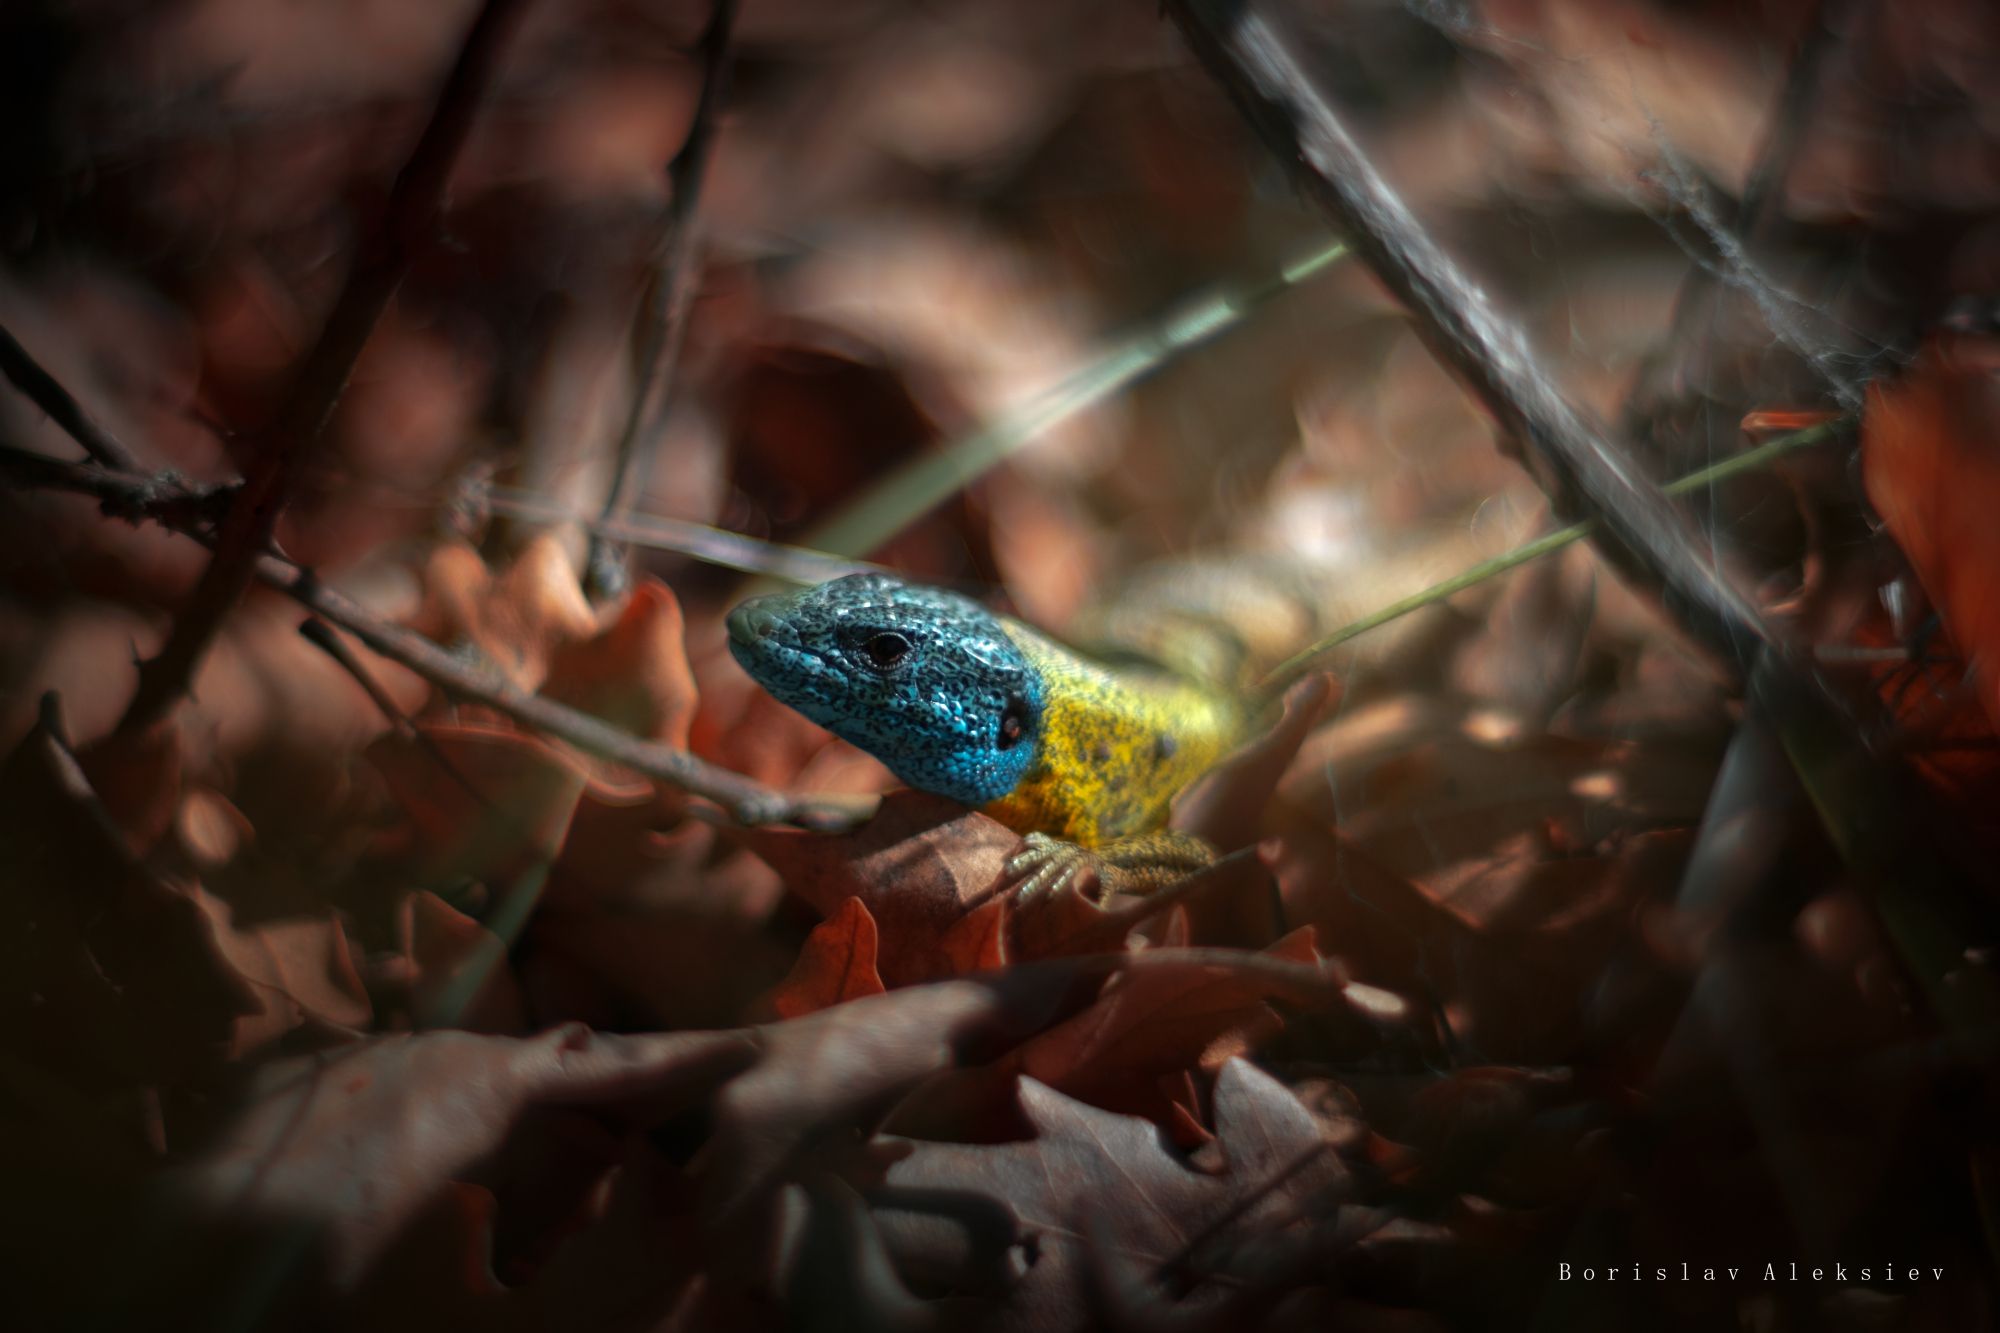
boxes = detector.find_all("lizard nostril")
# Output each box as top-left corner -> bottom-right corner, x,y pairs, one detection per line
726,599 -> 787,646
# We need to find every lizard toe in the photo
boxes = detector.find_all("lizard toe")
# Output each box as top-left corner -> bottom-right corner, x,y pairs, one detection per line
1007,835 -> 1101,905
1004,832 -> 1063,879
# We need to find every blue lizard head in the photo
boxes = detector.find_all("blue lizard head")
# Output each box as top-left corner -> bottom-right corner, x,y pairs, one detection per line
726,573 -> 1044,806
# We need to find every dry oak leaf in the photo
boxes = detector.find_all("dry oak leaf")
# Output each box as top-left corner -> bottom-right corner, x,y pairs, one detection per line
407,889 -> 530,1034
1172,673 -> 1332,851
695,967 -> 1110,1279
190,887 -> 373,1055
692,675 -> 887,793
364,722 -> 590,892
1012,923 -> 1325,1117
0,700 -> 257,1092
544,578 -> 699,750
732,790 -> 1019,986
74,716 -> 184,855
1269,823 -> 1459,995
167,1026 -> 757,1294
543,576 -> 703,818
1284,701 -> 1713,887
411,535 -> 599,695
764,895 -> 889,1019
874,1059 -> 1348,1333
1430,827 -> 1692,1064
892,922 -> 1340,1144
525,895 -> 800,1033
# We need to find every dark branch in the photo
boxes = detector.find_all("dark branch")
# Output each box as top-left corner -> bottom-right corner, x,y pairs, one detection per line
1166,0 -> 1782,676
0,321 -> 142,470
590,0 -> 739,595
0,443 -> 232,528
300,617 -> 510,810
3,444 -> 866,830
118,0 -> 533,736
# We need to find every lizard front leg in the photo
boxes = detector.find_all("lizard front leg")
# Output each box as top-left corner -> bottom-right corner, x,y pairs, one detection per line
1005,830 -> 1218,905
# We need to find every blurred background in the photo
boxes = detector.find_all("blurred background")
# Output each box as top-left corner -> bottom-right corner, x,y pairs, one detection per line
9,0 -> 1990,721
3,0 -> 2000,1326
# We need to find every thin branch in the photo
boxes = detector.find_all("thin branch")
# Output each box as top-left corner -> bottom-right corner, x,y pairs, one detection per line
591,0 -> 739,594
485,482 -> 885,585
301,616 -> 536,824
117,0 -> 533,736
291,572 -> 867,828
298,618 -> 424,743
0,444 -> 232,528
1166,0 -> 1780,676
0,321 -> 142,469
3,445 -> 869,830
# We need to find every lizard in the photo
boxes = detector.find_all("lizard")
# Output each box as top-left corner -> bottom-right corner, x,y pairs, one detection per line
726,571 -> 1252,901
723,540 -> 1506,902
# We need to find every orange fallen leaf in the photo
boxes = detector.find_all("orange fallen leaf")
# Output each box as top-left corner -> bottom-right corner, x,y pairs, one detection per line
764,896 -> 888,1019
545,577 -> 700,751
1864,335 -> 2000,732
407,890 -> 529,1034
365,722 -> 590,891
410,535 -> 600,695
191,888 -> 372,1054
733,791 -> 1019,985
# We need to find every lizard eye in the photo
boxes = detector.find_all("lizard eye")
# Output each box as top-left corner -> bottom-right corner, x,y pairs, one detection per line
861,631 -> 913,669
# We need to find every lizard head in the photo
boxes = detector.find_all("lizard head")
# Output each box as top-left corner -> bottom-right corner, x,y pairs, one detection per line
726,573 -> 1044,806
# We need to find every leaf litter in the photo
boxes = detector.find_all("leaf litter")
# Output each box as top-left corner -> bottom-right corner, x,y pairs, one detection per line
2,1 -> 1999,1329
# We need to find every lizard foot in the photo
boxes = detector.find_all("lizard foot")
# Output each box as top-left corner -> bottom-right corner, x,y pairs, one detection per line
1003,830 -> 1221,906
1005,833 -> 1101,906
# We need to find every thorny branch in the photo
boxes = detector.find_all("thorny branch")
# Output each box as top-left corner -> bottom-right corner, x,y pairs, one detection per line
1166,0 -> 1784,677
0,444 -> 231,528
590,0 -> 740,596
298,617 -> 527,819
0,444 -> 869,831
116,0 -> 533,736
0,321 -> 142,471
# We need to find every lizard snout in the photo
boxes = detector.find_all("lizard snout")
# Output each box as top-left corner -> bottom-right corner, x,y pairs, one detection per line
726,597 -> 790,647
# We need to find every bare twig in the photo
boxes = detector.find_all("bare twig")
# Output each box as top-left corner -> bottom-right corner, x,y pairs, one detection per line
291,571 -> 867,827
298,618 -> 424,743
1166,0 -> 1781,675
0,321 -> 142,470
0,443 -> 232,528
485,482 -> 883,584
117,0 -> 532,736
2,445 -> 868,830
591,0 -> 739,594
299,617 -> 519,814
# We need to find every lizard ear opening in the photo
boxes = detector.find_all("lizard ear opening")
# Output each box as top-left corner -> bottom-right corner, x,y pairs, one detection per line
998,697 -> 1033,749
